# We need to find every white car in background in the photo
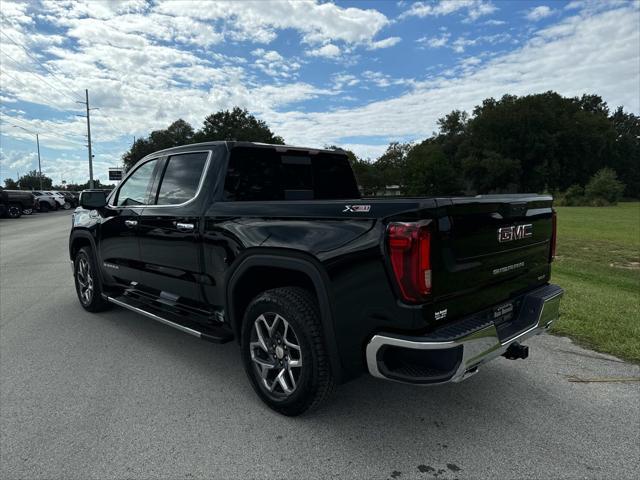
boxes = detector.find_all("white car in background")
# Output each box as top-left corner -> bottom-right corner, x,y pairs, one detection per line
43,191 -> 71,210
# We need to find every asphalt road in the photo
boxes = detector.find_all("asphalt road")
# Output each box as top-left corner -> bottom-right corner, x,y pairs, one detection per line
1,210 -> 639,480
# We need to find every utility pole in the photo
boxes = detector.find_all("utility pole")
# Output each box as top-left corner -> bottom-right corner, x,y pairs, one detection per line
77,89 -> 96,189
36,133 -> 42,190
84,89 -> 94,189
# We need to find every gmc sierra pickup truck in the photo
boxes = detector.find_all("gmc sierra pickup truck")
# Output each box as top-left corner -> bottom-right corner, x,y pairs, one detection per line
70,141 -> 563,416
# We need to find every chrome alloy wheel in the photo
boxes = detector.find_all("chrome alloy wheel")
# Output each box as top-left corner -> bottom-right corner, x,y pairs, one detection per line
249,313 -> 303,397
76,257 -> 94,305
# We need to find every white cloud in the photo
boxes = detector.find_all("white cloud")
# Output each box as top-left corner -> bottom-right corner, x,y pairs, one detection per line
417,33 -> 451,48
339,143 -> 389,160
361,71 -> 411,88
0,149 -> 37,172
251,49 -> 301,78
155,0 -> 390,46
526,5 -> 555,21
307,44 -> 341,58
400,0 -> 497,22
267,5 -> 639,157
419,32 -> 511,53
332,73 -> 360,89
368,37 -> 401,50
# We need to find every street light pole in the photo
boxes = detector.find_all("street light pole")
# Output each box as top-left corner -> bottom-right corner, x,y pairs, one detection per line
36,133 -> 42,190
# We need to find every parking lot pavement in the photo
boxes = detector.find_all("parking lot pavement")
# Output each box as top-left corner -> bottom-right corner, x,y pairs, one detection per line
1,211 -> 639,480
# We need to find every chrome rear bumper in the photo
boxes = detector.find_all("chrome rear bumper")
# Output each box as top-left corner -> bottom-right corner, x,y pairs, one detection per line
366,284 -> 564,385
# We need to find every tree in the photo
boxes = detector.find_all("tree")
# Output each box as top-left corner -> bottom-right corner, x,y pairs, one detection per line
194,107 -> 284,144
609,107 -> 640,197
403,141 -> 462,195
351,157 -> 383,196
18,170 -> 52,190
4,178 -> 18,189
64,179 -> 116,191
122,119 -> 195,170
455,91 -> 617,193
577,94 -> 609,116
585,168 -> 625,205
122,109 -> 285,171
560,184 -> 586,206
437,110 -> 468,137
374,142 -> 410,188
461,151 -> 521,193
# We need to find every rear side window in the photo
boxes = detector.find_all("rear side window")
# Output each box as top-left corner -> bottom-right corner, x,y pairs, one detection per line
155,152 -> 208,205
223,147 -> 360,201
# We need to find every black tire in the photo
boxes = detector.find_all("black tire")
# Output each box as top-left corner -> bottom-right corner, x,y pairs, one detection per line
241,287 -> 334,416
73,247 -> 111,312
7,204 -> 22,218
39,201 -> 50,212
63,202 -> 71,210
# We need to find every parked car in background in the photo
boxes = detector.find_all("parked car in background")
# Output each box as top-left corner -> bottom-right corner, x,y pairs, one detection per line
1,188 -> 37,217
33,191 -> 58,212
0,187 -> 9,217
58,191 -> 78,208
42,191 -> 70,209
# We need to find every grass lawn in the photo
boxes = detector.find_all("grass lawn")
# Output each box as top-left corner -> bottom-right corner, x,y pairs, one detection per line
551,202 -> 640,362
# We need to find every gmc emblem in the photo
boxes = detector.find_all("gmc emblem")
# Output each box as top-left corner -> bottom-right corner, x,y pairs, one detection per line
498,224 -> 533,243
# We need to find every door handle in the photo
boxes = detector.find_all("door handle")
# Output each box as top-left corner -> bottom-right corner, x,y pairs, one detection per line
176,222 -> 195,232
124,219 -> 138,228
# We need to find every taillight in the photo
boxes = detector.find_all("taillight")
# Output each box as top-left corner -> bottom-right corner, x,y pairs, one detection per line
550,210 -> 557,261
387,221 -> 432,302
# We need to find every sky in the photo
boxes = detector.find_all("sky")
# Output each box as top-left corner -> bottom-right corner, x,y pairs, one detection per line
0,0 -> 638,185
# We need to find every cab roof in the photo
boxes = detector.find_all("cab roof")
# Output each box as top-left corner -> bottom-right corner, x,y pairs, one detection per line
148,141 -> 346,158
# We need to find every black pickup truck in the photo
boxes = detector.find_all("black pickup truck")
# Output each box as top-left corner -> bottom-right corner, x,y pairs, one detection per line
70,141 -> 563,415
0,188 -> 36,218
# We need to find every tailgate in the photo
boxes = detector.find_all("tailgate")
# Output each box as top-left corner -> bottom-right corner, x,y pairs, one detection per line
431,195 -> 554,317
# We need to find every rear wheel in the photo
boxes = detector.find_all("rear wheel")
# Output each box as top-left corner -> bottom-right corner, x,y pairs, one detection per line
241,287 -> 334,416
74,247 -> 111,312
7,204 -> 22,218
63,201 -> 71,210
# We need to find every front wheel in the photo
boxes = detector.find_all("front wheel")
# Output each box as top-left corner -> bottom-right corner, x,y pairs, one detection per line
241,287 -> 334,416
74,247 -> 111,312
39,202 -> 49,212
63,202 -> 71,210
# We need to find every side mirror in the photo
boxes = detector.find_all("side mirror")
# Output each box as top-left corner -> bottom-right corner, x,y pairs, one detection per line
79,190 -> 108,209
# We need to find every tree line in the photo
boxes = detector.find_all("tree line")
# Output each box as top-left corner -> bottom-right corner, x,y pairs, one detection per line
119,92 -> 639,202
3,171 -> 115,191
349,92 -> 638,200
9,92 -> 636,201
121,107 -> 284,170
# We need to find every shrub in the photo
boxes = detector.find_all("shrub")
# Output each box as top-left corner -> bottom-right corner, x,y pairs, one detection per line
585,168 -> 626,205
557,184 -> 585,206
